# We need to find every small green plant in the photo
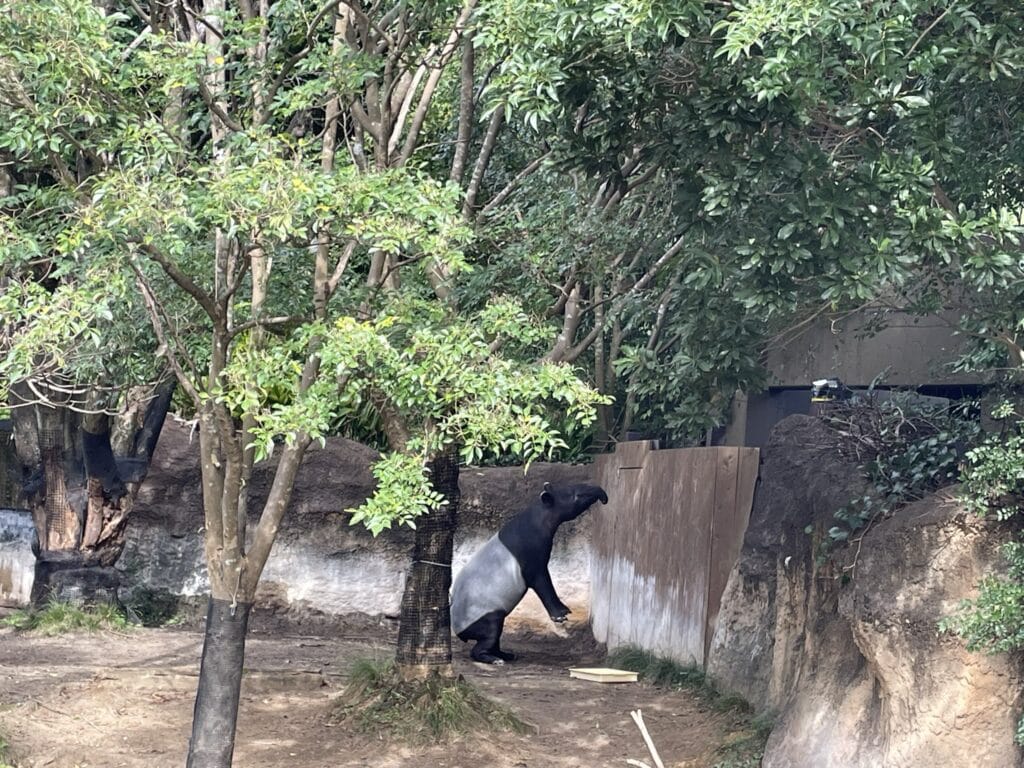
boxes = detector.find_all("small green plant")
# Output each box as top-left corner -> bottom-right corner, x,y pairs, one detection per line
607,645 -> 769,765
330,659 -> 528,741
0,734 -> 12,768
940,540 -> 1024,654
606,645 -> 708,691
961,434 -> 1024,520
2,598 -> 130,635
711,714 -> 773,768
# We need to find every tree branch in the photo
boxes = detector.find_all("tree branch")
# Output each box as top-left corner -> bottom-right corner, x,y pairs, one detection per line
195,70 -> 244,133
138,242 -> 221,322
478,151 -> 550,218
462,107 -> 503,218
449,33 -> 475,184
397,0 -> 478,166
131,264 -> 202,406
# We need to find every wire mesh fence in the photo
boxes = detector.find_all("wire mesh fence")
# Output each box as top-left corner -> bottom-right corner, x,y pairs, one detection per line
0,421 -> 21,509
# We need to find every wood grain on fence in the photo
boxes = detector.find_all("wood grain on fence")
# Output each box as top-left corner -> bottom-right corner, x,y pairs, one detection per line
591,442 -> 759,666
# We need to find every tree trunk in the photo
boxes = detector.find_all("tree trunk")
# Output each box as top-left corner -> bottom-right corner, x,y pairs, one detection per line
10,381 -> 174,607
395,445 -> 460,678
186,408 -> 311,766
186,598 -> 253,768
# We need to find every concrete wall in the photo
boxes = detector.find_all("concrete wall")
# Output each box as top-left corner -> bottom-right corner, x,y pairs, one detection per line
0,509 -> 33,606
0,422 -> 598,636
766,309 -> 981,387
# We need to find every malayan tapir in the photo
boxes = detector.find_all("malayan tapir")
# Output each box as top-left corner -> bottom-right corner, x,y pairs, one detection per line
450,481 -> 608,664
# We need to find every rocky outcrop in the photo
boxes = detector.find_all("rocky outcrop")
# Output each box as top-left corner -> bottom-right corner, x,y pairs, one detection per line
707,414 -> 1024,768
118,420 -> 596,631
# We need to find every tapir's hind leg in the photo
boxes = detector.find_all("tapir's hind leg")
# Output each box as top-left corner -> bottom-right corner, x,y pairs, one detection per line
460,611 -> 514,665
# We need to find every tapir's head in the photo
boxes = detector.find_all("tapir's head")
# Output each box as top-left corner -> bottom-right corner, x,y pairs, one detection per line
539,482 -> 609,524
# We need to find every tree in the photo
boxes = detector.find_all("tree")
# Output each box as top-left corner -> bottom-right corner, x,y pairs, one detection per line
0,1 -> 605,764
0,1 -> 177,606
709,0 -> 1024,376
466,0 -> 1024,446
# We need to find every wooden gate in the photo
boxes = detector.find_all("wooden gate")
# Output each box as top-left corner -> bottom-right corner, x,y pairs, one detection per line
590,441 -> 759,666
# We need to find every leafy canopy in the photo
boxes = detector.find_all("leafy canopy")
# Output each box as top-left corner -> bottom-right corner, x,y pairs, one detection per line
0,0 -> 607,537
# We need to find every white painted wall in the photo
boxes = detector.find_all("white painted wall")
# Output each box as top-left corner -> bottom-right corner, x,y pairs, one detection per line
0,509 -> 34,606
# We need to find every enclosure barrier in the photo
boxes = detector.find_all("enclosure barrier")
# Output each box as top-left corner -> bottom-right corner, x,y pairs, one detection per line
0,421 -> 19,509
591,441 -> 759,666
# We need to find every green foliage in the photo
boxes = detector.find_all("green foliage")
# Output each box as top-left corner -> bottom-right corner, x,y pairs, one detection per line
332,659 -> 528,741
0,734 -> 11,768
350,454 -> 447,536
215,301 -> 607,533
940,534 -> 1024,746
823,393 -> 980,542
713,0 -> 1024,373
312,311 -> 607,532
937,402 -> 1024,743
961,405 -> 1024,520
477,0 -> 698,130
2,599 -> 130,635
940,540 -> 1024,655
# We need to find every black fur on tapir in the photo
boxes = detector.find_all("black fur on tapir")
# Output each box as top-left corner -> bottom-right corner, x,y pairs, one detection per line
450,481 -> 608,664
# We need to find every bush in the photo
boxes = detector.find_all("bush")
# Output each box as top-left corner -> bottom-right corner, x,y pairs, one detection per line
822,392 -> 980,543
940,541 -> 1024,654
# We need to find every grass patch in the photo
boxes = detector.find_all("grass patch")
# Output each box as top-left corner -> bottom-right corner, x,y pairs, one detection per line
710,712 -> 772,768
607,645 -> 709,692
330,659 -> 529,742
0,734 -> 14,768
1,598 -> 130,635
607,646 -> 770,767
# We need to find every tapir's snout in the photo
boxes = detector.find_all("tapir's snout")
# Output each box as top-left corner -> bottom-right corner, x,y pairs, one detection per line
597,488 -> 608,505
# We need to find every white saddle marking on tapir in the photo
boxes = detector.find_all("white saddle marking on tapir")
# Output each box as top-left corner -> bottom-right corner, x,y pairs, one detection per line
450,533 -> 526,635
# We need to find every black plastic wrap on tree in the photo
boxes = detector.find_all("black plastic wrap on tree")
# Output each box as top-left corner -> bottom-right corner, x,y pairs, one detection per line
187,598 -> 253,768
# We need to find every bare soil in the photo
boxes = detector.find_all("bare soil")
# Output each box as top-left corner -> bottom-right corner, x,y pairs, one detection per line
0,615 -> 751,768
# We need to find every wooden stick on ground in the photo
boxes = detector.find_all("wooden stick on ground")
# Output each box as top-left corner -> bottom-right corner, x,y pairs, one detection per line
628,709 -> 666,768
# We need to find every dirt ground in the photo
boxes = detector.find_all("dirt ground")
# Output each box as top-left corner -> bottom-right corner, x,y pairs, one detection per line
0,614 -> 752,768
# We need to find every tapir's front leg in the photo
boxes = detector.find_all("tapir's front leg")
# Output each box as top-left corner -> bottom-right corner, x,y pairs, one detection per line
529,568 -> 571,623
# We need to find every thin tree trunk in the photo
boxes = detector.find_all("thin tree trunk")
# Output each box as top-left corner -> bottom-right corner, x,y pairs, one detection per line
186,598 -> 253,768
187,417 -> 311,766
395,445 -> 460,679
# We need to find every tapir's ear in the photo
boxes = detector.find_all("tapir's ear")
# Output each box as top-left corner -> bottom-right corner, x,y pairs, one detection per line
540,482 -> 554,506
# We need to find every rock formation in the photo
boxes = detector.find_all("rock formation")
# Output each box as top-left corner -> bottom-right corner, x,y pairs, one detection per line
707,414 -> 1024,768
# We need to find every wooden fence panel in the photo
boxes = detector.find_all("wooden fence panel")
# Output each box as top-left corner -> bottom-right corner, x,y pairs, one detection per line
591,442 -> 759,666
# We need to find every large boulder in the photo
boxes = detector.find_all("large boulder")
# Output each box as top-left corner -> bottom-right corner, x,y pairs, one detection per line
120,420 -> 597,631
707,414 -> 1024,768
